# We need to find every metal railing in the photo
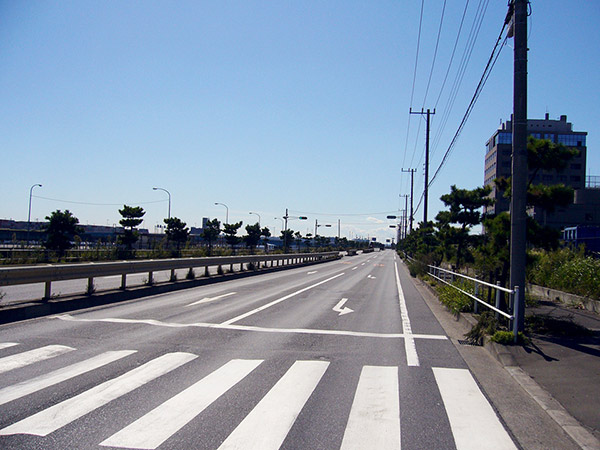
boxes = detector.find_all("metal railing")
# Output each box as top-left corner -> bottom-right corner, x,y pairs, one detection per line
0,252 -> 340,301
427,265 -> 520,343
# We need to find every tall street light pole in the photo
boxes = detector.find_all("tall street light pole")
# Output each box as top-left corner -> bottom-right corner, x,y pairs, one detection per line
153,187 -> 171,219
27,183 -> 42,246
215,202 -> 229,224
249,212 -> 261,227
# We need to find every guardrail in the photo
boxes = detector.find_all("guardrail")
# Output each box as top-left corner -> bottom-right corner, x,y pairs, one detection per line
0,252 -> 340,300
427,264 -> 519,343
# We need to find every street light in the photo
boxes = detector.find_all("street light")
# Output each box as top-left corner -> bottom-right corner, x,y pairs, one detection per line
249,212 -> 261,227
153,187 -> 171,219
215,202 -> 229,224
27,183 -> 42,246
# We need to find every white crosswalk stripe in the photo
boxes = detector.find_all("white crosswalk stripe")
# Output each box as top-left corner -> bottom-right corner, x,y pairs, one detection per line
433,367 -> 517,450
341,366 -> 401,449
100,358 -> 263,450
0,352 -> 197,437
0,350 -> 137,406
217,360 -> 329,450
0,344 -> 75,375
0,344 -> 516,449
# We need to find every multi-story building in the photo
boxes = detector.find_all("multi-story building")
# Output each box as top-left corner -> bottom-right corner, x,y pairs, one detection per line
483,114 -> 595,228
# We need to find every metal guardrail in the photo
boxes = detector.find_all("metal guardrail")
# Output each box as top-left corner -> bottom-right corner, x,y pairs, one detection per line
426,264 -> 520,343
0,252 -> 340,300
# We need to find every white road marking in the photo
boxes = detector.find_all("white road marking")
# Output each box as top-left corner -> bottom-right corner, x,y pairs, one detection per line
367,274 -> 376,279
217,360 -> 329,450
221,273 -> 345,325
0,345 -> 75,375
186,292 -> 237,307
341,366 -> 400,450
394,260 -> 419,366
351,266 -> 358,271
332,298 -> 354,316
361,263 -> 366,266
0,343 -> 19,350
433,367 -> 517,450
0,350 -> 136,406
307,271 -> 318,274
52,314 -> 447,341
101,359 -> 263,449
0,352 -> 197,437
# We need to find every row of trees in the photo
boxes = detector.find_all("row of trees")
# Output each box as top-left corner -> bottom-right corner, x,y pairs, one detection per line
399,137 -> 578,291
41,206 -> 355,258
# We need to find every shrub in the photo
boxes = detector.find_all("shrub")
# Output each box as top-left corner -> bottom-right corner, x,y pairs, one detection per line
490,331 -> 527,345
435,280 -> 474,316
464,311 -> 498,345
528,248 -> 600,300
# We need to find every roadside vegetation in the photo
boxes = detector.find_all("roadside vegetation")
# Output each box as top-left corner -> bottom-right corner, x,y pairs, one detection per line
400,137 -> 596,344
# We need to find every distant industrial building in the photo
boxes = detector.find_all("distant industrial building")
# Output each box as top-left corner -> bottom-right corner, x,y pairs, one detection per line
483,114 -> 600,229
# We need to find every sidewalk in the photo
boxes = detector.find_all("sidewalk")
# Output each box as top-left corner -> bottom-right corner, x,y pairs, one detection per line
497,298 -> 600,442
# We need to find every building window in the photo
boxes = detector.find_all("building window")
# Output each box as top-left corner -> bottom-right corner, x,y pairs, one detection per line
498,132 -> 512,144
544,134 -> 555,142
557,134 -> 586,146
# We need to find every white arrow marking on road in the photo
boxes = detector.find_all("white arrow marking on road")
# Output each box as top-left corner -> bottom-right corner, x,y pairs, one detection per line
333,298 -> 354,316
367,274 -> 376,279
187,292 -> 236,307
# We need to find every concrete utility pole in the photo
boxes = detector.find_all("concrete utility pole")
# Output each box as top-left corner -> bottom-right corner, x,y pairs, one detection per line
509,0 -> 528,332
402,168 -> 415,233
409,108 -> 435,223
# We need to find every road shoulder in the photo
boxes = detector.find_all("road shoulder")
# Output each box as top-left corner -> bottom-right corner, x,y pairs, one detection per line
400,261 -> 584,450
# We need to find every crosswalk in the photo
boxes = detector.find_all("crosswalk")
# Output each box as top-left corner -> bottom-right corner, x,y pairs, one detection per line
0,342 -> 517,450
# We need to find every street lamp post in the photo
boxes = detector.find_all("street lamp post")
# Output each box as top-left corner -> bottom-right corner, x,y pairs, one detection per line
153,187 -> 171,219
27,184 -> 42,246
215,202 -> 229,224
249,212 -> 261,227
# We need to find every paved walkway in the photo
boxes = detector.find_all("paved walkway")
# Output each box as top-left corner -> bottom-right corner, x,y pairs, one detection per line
509,299 -> 600,440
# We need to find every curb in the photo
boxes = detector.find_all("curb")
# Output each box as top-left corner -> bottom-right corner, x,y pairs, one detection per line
412,272 -> 600,450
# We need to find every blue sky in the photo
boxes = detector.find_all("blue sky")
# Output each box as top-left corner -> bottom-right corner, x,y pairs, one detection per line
2,1 -> 599,242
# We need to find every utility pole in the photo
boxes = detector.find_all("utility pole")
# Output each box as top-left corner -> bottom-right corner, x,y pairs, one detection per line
409,108 -> 435,223
509,0 -> 527,333
402,168 -> 415,233
400,194 -> 409,239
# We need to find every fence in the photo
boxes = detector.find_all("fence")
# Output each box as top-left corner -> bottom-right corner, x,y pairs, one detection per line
0,252 -> 340,301
426,264 -> 519,343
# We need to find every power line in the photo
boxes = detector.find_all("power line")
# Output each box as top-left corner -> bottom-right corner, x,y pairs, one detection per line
421,0 -> 447,108
32,195 -> 168,207
401,0 -> 426,192
412,13 -> 509,218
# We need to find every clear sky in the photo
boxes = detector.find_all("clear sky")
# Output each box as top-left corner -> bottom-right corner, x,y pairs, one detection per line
2,1 -> 599,242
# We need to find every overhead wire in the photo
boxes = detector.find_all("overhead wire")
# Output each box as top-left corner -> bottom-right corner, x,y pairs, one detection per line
412,8 -> 509,218
400,0 -> 426,194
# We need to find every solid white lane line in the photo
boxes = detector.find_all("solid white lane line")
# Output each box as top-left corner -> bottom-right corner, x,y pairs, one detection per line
52,314 -> 448,340
101,359 -> 263,449
0,350 -> 136,407
0,343 -> 19,350
0,352 -> 197,437
394,261 -> 419,367
218,360 -> 329,450
433,367 -> 517,450
341,366 -> 400,450
220,273 -> 345,325
0,345 -> 75,375
186,292 -> 237,307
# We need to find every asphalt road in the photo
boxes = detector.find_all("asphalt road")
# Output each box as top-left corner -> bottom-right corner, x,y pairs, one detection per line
0,250 -> 519,449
